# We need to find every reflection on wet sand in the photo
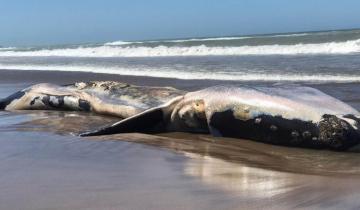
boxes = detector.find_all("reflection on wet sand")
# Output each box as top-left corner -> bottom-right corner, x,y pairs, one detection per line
183,152 -> 360,209
9,110 -> 360,176
12,110 -> 120,135
2,110 -> 360,208
184,152 -> 293,197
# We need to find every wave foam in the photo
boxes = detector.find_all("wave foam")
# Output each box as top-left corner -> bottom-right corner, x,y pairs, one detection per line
1,39 -> 360,57
0,47 -> 16,51
104,41 -> 133,46
103,33 -> 314,46
104,37 -> 251,46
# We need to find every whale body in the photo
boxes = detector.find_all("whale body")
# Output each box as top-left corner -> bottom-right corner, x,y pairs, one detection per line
1,82 -> 360,150
81,85 -> 360,150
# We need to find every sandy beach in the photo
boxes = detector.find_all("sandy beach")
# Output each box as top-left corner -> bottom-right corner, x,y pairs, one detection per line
2,0 -> 360,208
2,69 -> 360,209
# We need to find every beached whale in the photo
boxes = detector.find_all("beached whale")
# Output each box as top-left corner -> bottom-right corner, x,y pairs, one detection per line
1,81 -> 360,150
80,85 -> 360,150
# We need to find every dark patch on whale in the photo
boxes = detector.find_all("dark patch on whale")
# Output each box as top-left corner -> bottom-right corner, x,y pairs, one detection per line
208,110 -> 359,150
41,95 -> 65,109
208,110 -> 320,148
30,96 -> 40,106
78,99 -> 91,111
41,96 -> 91,112
318,114 -> 360,150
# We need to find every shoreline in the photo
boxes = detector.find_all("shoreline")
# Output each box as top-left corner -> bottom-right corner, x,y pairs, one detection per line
0,69 -> 246,91
3,69 -> 360,90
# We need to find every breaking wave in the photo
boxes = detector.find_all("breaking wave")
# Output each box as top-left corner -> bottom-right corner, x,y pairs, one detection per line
103,32 -> 316,46
104,37 -> 251,46
0,47 -> 16,51
0,39 -> 359,57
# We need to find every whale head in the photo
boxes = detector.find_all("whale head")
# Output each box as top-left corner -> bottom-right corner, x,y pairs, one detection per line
317,114 -> 360,150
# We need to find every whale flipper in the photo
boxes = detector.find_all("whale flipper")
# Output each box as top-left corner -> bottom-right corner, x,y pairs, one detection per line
80,96 -> 184,136
80,107 -> 165,136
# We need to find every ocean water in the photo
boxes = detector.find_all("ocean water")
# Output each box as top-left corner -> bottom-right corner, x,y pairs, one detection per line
1,29 -> 360,82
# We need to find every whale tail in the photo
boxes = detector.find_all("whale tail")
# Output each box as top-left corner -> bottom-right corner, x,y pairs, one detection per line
0,99 -> 6,110
0,91 -> 26,110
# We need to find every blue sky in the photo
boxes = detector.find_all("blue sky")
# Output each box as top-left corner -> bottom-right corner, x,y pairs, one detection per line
1,0 -> 360,46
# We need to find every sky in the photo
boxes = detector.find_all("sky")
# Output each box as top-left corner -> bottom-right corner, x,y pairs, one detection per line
1,0 -> 360,46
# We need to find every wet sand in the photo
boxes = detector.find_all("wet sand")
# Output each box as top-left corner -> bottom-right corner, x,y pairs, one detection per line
0,69 -> 236,91
2,69 -> 360,209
